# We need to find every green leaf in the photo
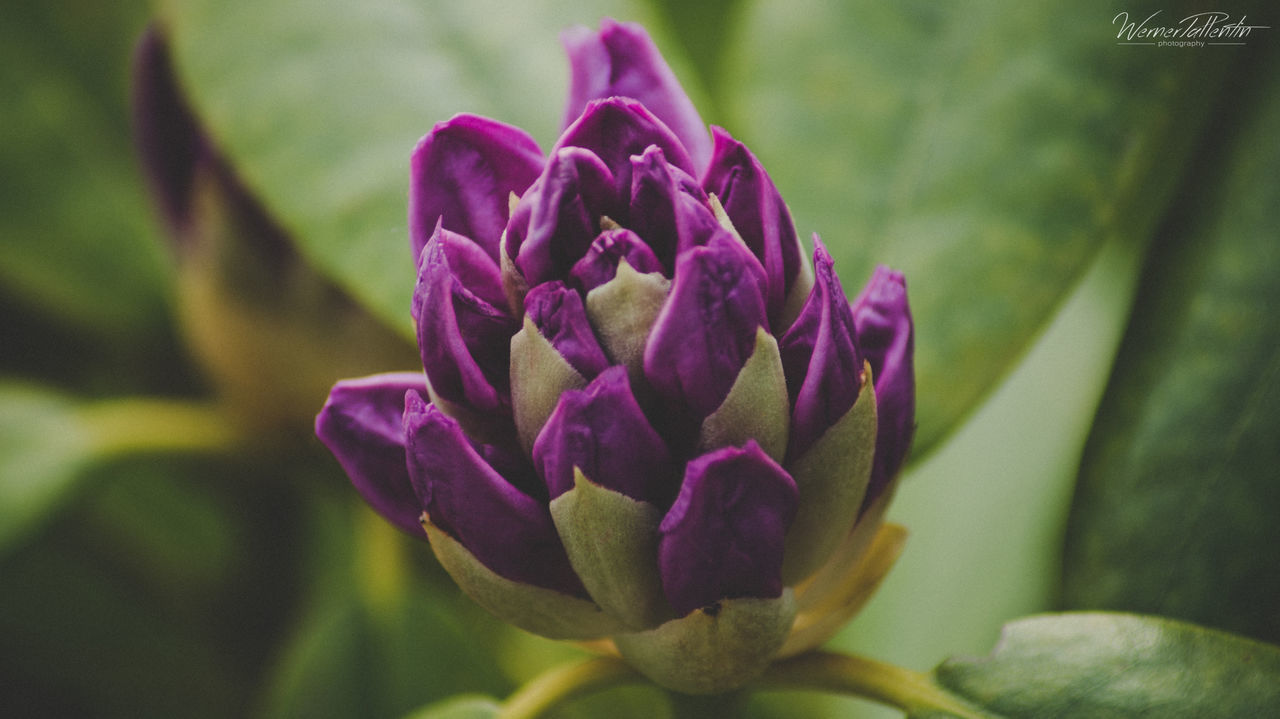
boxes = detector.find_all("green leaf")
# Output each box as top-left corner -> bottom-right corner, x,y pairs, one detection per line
1061,43 -> 1280,643
0,384 -> 96,553
157,0 -> 656,338
724,0 -> 1254,454
0,383 -> 237,554
918,613 -> 1280,718
402,696 -> 501,719
0,0 -> 171,336
260,504 -> 510,719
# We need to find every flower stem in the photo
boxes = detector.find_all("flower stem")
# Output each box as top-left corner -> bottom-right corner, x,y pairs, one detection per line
757,651 -> 985,718
497,656 -> 641,719
78,398 -> 240,456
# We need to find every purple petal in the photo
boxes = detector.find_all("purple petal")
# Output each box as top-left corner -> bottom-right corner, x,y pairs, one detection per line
553,98 -> 696,184
507,147 -> 619,288
851,266 -> 915,506
702,127 -> 803,327
658,441 -> 798,615
404,391 -> 585,596
316,373 -> 428,537
644,231 -> 769,421
414,227 -> 517,417
568,228 -> 664,292
409,114 -> 544,262
412,220 -> 505,309
523,281 -> 611,379
778,239 -> 864,460
533,366 -> 675,503
628,145 -> 720,270
560,19 -> 712,173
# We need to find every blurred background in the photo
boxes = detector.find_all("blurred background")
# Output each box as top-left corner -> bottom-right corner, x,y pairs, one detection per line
1,0 -> 1276,717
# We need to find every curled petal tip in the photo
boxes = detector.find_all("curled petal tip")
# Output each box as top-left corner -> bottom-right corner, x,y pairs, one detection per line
561,19 -> 711,172
316,373 -> 429,536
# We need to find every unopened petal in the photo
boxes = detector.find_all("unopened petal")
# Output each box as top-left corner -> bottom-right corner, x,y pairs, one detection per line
568,228 -> 664,292
403,391 -> 584,596
534,366 -> 675,503
414,228 -> 516,418
316,373 -> 428,536
851,266 -> 915,506
523,281 -> 611,380
778,239 -> 863,460
703,127 -> 803,327
561,19 -> 712,172
553,97 -> 696,183
657,442 -> 798,615
409,114 -> 543,261
629,145 -> 720,270
644,232 -> 769,422
507,147 -> 618,288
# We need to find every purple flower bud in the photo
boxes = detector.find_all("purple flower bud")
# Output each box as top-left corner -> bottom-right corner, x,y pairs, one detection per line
534,366 -> 674,503
404,390 -> 585,597
658,441 -> 798,615
644,230 -> 769,422
553,98 -> 696,186
523,281 -> 611,380
318,18 -> 916,692
409,114 -> 543,262
779,239 -> 863,460
561,19 -> 712,173
506,147 -> 619,289
703,127 -> 804,328
414,224 -> 517,418
628,145 -> 720,270
316,373 -> 428,536
852,266 -> 916,506
568,228 -> 664,292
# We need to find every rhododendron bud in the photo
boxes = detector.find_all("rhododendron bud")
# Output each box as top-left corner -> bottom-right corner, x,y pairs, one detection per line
316,18 -> 915,695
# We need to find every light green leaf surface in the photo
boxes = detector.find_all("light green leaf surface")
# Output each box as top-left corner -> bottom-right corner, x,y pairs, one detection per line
0,383 -> 236,554
725,0 -> 1252,454
156,0 -> 655,338
1061,42 -> 1280,643
916,613 -> 1280,718
0,0 -> 170,334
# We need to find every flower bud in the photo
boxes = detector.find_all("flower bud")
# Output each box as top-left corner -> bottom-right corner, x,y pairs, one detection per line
317,18 -> 916,694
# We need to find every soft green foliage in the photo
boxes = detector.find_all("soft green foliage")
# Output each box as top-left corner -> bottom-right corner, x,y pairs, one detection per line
1,0 -> 1277,716
919,613 -> 1280,718
1061,42 -> 1280,644
726,0 -> 1252,454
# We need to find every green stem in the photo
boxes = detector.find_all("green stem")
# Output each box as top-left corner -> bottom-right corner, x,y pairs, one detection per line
494,650 -> 984,719
757,651 -> 985,718
77,398 -> 240,456
497,656 -> 641,719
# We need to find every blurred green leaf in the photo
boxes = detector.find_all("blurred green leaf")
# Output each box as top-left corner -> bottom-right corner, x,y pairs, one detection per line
0,382 -> 237,554
0,0 -> 171,336
1060,43 -> 1280,643
0,384 -> 95,552
0,458 -> 271,718
156,0 -> 665,338
261,503 -> 510,719
914,613 -> 1280,718
724,0 -> 1253,454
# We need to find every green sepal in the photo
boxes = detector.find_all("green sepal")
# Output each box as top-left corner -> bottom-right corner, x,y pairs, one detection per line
509,314 -> 588,454
549,470 -> 674,631
422,519 -> 625,641
777,241 -> 815,332
781,363 -> 877,585
613,591 -> 798,695
699,326 -> 790,462
584,259 -> 670,382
